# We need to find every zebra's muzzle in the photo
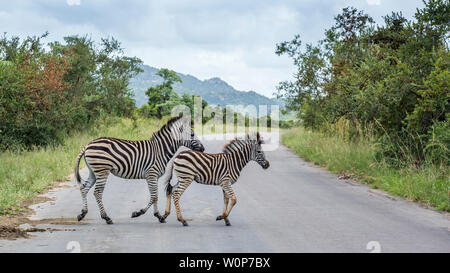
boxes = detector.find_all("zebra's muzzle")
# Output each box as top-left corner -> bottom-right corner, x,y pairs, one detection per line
194,145 -> 205,152
262,160 -> 270,169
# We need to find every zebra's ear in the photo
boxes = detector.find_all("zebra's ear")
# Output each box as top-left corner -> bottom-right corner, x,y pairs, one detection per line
256,132 -> 264,144
179,115 -> 192,127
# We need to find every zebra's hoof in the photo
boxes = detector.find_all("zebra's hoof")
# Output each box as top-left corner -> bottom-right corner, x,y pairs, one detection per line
103,217 -> 113,224
154,212 -> 162,219
159,218 -> 166,223
182,221 -> 189,227
216,216 -> 223,221
131,211 -> 141,218
225,222 -> 231,226
77,210 -> 87,221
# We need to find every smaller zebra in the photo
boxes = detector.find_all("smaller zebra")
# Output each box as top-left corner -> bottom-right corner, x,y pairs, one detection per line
162,132 -> 270,226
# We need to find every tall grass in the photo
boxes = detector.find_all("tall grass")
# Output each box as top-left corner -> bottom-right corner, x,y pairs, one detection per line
0,118 -> 163,215
282,126 -> 449,211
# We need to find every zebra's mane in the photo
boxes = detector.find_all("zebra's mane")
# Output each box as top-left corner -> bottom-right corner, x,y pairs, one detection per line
222,132 -> 261,154
150,115 -> 186,141
222,138 -> 247,154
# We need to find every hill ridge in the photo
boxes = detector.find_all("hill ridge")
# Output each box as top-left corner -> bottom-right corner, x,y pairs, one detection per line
130,65 -> 284,108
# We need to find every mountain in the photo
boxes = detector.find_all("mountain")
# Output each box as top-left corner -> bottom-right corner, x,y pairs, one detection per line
130,65 -> 284,108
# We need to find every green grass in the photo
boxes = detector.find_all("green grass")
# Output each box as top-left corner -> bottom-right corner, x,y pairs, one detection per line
0,118 -> 164,215
282,127 -> 450,211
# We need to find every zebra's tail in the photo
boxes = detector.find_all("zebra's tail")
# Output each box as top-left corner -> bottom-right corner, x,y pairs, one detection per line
166,183 -> 173,196
165,162 -> 175,196
75,146 -> 87,189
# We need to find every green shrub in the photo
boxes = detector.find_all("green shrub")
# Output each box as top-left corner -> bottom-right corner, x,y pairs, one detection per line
0,34 -> 142,151
275,1 -> 449,166
424,116 -> 450,165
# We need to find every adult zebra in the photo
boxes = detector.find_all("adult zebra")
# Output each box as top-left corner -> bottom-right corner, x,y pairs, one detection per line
162,132 -> 269,226
74,115 -> 204,224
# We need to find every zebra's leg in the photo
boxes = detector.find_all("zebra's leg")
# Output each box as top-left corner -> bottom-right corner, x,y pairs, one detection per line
93,172 -> 113,224
161,180 -> 173,222
219,181 -> 236,226
131,174 -> 164,222
161,166 -> 174,222
162,190 -> 172,222
216,189 -> 229,221
172,177 -> 193,226
77,167 -> 96,221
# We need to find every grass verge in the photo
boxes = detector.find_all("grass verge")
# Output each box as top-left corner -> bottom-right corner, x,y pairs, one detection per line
282,127 -> 449,212
0,118 -> 164,215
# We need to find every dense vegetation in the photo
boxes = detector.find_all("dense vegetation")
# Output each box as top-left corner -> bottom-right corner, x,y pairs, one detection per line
276,0 -> 449,168
0,33 -> 142,150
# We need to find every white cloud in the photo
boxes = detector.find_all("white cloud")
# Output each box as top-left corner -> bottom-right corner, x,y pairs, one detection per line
367,0 -> 381,5
66,0 -> 81,6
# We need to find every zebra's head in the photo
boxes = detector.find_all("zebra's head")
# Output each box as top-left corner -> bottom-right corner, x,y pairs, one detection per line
175,116 -> 204,152
156,115 -> 205,153
248,132 -> 270,170
186,128 -> 205,152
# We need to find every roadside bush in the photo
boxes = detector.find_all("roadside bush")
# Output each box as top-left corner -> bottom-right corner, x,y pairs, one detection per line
424,116 -> 450,165
276,1 -> 449,166
0,34 -> 142,150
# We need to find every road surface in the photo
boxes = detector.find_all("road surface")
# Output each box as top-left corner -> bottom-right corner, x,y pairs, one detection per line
0,133 -> 449,252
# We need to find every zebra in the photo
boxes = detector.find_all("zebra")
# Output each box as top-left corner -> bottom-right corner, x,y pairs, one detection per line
161,132 -> 269,226
74,115 -> 205,225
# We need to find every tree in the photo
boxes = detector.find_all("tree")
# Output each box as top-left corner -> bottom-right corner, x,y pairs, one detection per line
47,35 -> 143,126
145,68 -> 182,118
275,1 -> 449,163
0,33 -> 143,150
0,33 -> 72,148
324,7 -> 375,46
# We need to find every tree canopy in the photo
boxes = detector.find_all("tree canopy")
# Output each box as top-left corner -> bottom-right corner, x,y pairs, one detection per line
0,34 -> 142,149
276,0 -> 449,165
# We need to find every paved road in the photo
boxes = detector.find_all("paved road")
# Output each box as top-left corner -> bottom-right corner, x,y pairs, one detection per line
0,134 -> 449,252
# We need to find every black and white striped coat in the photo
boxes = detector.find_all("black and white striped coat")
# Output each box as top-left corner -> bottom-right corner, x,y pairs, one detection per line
162,132 -> 269,226
74,116 -> 204,224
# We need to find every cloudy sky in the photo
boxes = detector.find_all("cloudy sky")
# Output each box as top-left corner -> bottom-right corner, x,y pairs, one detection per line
1,0 -> 425,97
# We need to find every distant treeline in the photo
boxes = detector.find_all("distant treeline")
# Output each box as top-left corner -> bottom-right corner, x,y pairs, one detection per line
276,0 -> 449,166
135,67 -> 285,128
0,33 -> 142,150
